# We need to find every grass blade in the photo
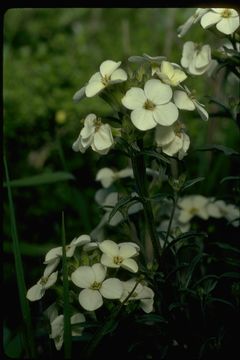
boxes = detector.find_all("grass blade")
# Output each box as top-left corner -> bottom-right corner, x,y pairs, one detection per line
4,154 -> 36,358
61,212 -> 72,358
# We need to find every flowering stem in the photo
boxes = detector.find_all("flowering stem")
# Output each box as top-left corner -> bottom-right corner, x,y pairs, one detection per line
164,192 -> 178,248
130,142 -> 162,264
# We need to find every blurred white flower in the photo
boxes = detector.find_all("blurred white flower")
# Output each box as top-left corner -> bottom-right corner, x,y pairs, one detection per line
173,86 -> 208,121
71,263 -> 123,311
120,279 -> 154,313
96,167 -> 134,188
72,113 -> 114,155
200,8 -> 240,35
122,79 -> 178,130
155,122 -> 190,160
178,195 -> 209,223
181,41 -> 212,75
128,53 -> 166,75
48,311 -> 85,350
156,61 -> 187,87
99,240 -> 139,273
26,265 -> 58,301
177,8 -> 209,37
85,60 -> 127,97
207,199 -> 240,226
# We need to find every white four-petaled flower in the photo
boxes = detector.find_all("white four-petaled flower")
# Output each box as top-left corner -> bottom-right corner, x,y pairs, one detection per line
99,240 -> 139,273
85,60 -> 127,97
200,8 -> 240,35
178,195 -> 209,224
155,123 -> 190,160
156,61 -> 187,87
181,41 -> 212,75
96,167 -> 134,188
120,279 -> 155,313
71,263 -> 123,311
26,265 -> 58,301
122,79 -> 178,131
174,86 -> 208,121
72,114 -> 114,155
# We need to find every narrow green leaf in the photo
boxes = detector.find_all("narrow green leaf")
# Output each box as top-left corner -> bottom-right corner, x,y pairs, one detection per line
212,242 -> 240,254
181,177 -> 205,191
61,212 -> 72,359
184,253 -> 203,289
220,272 -> 240,279
220,176 -> 240,183
108,195 -> 141,223
4,241 -> 56,257
4,154 -> 36,358
139,150 -> 171,164
196,144 -> 239,156
3,171 -> 75,188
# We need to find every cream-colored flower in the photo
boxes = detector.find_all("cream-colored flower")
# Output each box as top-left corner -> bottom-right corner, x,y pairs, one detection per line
122,79 -> 178,130
26,265 -> 58,301
96,167 -> 134,188
72,114 -> 114,155
120,279 -> 154,313
156,61 -> 187,87
178,8 -> 209,37
71,263 -> 123,311
178,195 -> 209,223
181,41 -> 212,75
200,8 -> 240,35
99,240 -> 139,273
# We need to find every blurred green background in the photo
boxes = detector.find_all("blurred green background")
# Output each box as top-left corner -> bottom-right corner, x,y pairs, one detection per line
3,8 -> 239,357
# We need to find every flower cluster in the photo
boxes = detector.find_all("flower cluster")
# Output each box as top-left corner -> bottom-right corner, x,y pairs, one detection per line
26,235 -> 154,350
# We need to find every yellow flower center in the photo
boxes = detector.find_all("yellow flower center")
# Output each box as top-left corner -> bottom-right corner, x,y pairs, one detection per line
39,276 -> 48,285
101,75 -> 110,86
144,99 -> 156,110
94,118 -> 102,132
90,281 -> 102,290
113,256 -> 123,265
221,9 -> 232,18
190,207 -> 198,215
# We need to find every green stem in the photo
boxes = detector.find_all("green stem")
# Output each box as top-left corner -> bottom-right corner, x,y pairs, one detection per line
4,154 -> 36,358
130,144 -> 162,264
164,192 -> 178,248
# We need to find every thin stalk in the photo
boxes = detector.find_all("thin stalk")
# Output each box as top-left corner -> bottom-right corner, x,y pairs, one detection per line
130,146 -> 162,263
164,192 -> 178,248
61,212 -> 72,359
4,154 -> 36,358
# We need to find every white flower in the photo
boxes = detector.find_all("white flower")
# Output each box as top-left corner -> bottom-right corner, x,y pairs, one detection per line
173,86 -> 208,121
156,61 -> 187,87
71,263 -> 123,311
44,234 -> 91,266
207,200 -> 240,226
85,60 -> 127,97
181,41 -> 212,75
26,265 -> 58,301
178,8 -> 209,37
178,195 -> 209,224
128,53 -> 166,75
49,312 -> 85,350
72,114 -> 114,155
155,123 -> 190,160
99,240 -> 139,273
96,167 -> 134,188
200,8 -> 240,35
122,79 -> 178,131
120,279 -> 154,313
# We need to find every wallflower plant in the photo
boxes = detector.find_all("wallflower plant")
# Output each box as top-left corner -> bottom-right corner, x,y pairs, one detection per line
24,7 -> 240,359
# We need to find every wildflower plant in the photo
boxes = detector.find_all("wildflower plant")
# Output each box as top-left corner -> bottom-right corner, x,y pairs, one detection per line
19,7 -> 240,359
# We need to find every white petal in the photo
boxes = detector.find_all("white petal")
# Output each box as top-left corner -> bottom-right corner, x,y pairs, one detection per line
178,210 -> 193,223
128,55 -> 145,63
131,108 -> 157,131
93,124 -> 113,151
117,168 -> 134,179
108,211 -> 124,226
181,41 -> 195,68
85,81 -> 105,98
197,208 -> 209,220
140,298 -> 154,313
44,246 -> 62,263
79,289 -> 103,311
71,266 -> 95,288
71,234 -> 91,247
73,86 -> 86,102
96,167 -> 115,188
110,68 -> 127,82
155,124 -> 175,146
50,314 -> 64,339
119,242 -> 140,251
100,60 -> 121,77
144,79 -> 172,105
71,313 -> 86,325
200,11 -> 221,28
100,278 -> 123,299
163,136 -> 182,156
45,271 -> 58,289
83,242 -> 99,252
119,243 -> 138,258
153,103 -> 179,126
45,303 -> 58,322
174,91 -> 195,111
99,239 -> 119,256
194,101 -> 209,121
207,203 -> 222,218
121,258 -> 138,273
195,45 -> 211,69
43,259 -> 60,276
26,283 -> 44,301
100,253 -> 119,268
121,87 -> 146,110
92,263 -> 106,282
88,72 -> 102,83
161,61 -> 175,78
192,195 -> 209,208
216,17 -> 240,35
